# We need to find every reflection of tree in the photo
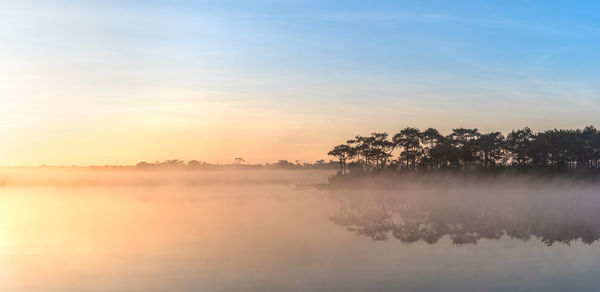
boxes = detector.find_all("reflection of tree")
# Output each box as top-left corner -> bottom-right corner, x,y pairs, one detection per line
332,208 -> 394,241
329,190 -> 600,246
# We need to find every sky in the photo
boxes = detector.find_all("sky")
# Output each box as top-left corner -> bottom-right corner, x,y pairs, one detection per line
2,0 -> 600,165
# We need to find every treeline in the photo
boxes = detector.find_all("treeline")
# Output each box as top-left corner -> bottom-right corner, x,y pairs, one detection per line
328,126 -> 600,174
134,159 -> 337,170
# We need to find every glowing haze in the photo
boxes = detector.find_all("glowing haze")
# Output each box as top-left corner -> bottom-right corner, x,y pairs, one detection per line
2,0 -> 600,165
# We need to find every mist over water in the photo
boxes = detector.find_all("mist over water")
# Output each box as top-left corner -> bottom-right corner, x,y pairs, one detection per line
0,168 -> 332,187
2,169 -> 600,291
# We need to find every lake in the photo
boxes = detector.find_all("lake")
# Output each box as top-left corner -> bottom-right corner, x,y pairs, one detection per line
1,169 -> 599,291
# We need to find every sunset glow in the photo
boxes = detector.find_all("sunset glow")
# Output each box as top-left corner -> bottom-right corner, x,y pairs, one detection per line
4,1 -> 600,165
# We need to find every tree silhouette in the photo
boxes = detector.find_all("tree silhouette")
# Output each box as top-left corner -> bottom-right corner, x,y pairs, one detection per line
477,132 -> 504,168
393,127 -> 422,170
369,133 -> 395,170
506,127 -> 534,166
328,125 -> 600,173
420,128 -> 444,169
449,128 -> 480,167
328,144 -> 355,174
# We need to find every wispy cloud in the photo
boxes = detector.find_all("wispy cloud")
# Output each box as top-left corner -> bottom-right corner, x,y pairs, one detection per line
227,10 -> 595,38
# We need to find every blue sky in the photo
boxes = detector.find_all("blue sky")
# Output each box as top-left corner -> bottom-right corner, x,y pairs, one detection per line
1,0 -> 600,164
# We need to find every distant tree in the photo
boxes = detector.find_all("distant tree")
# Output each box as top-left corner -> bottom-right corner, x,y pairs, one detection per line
506,127 -> 534,166
234,157 -> 245,165
528,133 -> 551,167
430,137 -> 458,168
188,160 -> 204,168
136,161 -> 152,168
580,126 -> 597,168
328,144 -> 355,174
328,125 -> 600,173
420,128 -> 443,169
590,128 -> 600,168
393,127 -> 422,170
476,132 -> 505,168
347,135 -> 374,170
274,160 -> 295,169
159,160 -> 185,168
449,128 -> 481,167
369,133 -> 395,170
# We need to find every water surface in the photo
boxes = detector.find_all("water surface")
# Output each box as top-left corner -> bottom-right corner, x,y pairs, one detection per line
1,170 -> 599,291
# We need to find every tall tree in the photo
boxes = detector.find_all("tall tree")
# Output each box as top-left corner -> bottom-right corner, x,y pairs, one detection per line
369,133 -> 395,170
476,132 -> 505,168
420,128 -> 443,169
393,127 -> 422,170
506,127 -> 534,166
346,136 -> 372,170
449,128 -> 481,167
328,144 -> 355,174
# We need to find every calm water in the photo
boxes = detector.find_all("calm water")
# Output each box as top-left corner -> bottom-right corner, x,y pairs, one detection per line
1,170 -> 600,291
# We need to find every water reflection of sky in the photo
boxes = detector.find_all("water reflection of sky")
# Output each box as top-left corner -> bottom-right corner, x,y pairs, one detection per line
1,183 -> 600,291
